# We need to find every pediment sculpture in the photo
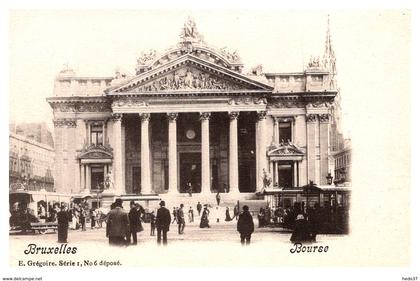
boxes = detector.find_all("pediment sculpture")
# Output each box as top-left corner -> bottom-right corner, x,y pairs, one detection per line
267,141 -> 305,157
78,143 -> 113,159
131,66 -> 249,92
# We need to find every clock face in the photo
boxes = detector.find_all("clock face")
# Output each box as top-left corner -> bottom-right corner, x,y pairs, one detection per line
186,129 -> 196,140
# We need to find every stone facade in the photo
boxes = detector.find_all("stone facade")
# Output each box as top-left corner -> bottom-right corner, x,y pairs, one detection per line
47,19 -> 340,200
9,133 -> 55,191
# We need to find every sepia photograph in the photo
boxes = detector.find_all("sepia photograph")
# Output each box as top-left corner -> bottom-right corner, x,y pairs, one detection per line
1,4 -> 417,281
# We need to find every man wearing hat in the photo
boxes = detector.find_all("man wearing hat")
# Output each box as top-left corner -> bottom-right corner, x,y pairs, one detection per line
106,198 -> 129,246
237,205 -> 254,245
155,200 -> 171,245
57,204 -> 70,243
127,201 -> 142,245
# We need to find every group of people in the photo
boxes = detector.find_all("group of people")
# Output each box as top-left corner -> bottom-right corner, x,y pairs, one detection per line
104,199 -> 256,246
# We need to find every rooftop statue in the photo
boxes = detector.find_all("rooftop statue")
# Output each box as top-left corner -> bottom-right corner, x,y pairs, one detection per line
180,16 -> 203,43
137,49 -> 157,65
307,56 -> 321,68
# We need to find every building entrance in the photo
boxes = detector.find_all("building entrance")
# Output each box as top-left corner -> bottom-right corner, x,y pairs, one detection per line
179,152 -> 201,193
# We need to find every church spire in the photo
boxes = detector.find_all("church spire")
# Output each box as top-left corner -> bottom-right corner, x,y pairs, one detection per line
323,15 -> 337,89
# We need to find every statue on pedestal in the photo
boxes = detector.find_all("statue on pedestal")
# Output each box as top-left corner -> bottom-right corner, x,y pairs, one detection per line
104,171 -> 114,190
262,168 -> 272,189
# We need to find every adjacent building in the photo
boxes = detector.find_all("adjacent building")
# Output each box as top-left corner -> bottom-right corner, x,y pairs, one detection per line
9,132 -> 55,191
47,18 -> 344,204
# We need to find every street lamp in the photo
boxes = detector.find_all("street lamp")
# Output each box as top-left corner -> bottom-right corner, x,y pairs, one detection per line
326,172 -> 333,185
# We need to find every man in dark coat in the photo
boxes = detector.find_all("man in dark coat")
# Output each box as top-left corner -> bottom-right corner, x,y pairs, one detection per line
290,214 -> 312,243
196,202 -> 202,216
155,200 -> 171,245
128,201 -> 141,245
106,198 -> 129,246
57,205 -> 70,243
177,204 -> 185,234
237,205 -> 254,245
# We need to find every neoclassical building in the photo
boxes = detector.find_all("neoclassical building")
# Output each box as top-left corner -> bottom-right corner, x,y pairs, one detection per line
47,18 -> 339,203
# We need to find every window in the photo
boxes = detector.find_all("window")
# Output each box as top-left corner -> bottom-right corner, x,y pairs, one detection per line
90,123 -> 103,145
277,163 -> 293,188
91,166 -> 105,191
279,122 -> 292,142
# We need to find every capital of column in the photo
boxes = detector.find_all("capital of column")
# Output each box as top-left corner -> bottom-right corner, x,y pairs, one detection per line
256,111 -> 267,121
140,113 -> 151,122
199,112 -> 211,121
318,114 -> 330,123
306,114 -> 317,123
111,113 -> 122,122
167,112 -> 179,122
228,111 -> 240,120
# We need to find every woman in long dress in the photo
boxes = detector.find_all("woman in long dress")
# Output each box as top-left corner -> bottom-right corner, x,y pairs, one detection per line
199,207 -> 210,228
225,207 -> 232,221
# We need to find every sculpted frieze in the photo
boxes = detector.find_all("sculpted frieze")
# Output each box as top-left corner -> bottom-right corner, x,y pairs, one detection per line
306,101 -> 332,109
229,97 -> 267,106
269,101 -> 305,108
112,98 -> 149,108
131,67 -> 247,92
53,119 -> 77,128
52,102 -> 111,113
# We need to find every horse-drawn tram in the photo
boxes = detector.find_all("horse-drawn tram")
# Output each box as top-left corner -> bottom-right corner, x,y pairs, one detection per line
9,188 -> 72,234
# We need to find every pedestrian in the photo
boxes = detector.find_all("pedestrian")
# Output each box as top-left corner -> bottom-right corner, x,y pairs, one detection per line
188,207 -> 194,223
199,205 -> 210,228
225,207 -> 232,221
290,214 -> 313,243
187,182 -> 193,197
258,208 -> 265,227
57,205 -> 70,243
237,205 -> 254,245
80,208 -> 87,231
150,211 -> 156,236
171,207 -> 178,224
155,201 -> 171,245
216,192 -> 221,206
233,204 -> 239,220
128,201 -> 141,245
90,208 -> 96,229
177,204 -> 186,234
106,198 -> 129,246
197,202 -> 202,216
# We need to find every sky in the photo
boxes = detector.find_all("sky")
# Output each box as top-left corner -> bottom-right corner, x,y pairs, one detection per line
8,10 -> 410,139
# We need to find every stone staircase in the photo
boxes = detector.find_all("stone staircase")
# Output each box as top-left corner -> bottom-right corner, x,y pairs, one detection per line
157,192 -> 266,214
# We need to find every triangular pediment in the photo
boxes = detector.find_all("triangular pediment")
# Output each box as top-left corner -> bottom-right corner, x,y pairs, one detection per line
107,54 -> 272,94
78,144 -> 113,160
267,142 -> 305,159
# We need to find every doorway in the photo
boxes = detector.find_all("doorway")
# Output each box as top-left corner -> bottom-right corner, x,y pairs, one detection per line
179,152 -> 201,193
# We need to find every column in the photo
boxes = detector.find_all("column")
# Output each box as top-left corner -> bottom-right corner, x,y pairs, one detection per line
167,113 -> 178,193
86,165 -> 91,191
306,114 -> 317,184
81,164 -> 86,191
293,162 -> 298,187
229,112 -> 239,193
273,117 -> 279,144
274,161 -> 278,187
200,112 -> 211,194
112,113 -> 124,194
140,113 -> 152,194
256,111 -> 267,191
319,114 -> 330,185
